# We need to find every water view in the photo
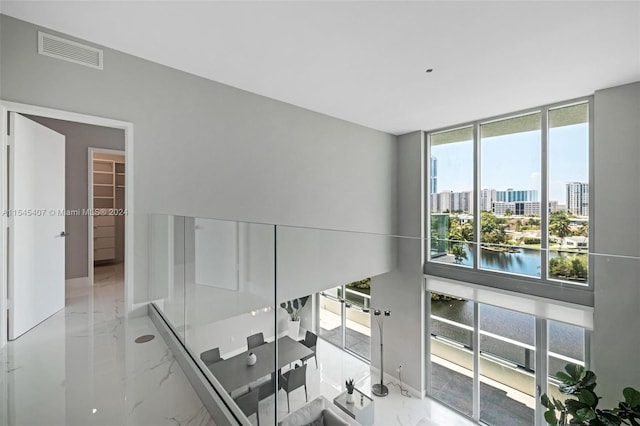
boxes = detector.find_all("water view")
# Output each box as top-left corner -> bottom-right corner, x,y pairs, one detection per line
452,246 -> 586,279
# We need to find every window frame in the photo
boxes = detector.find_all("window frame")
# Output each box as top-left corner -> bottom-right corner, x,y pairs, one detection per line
426,288 -> 592,426
424,97 -> 594,306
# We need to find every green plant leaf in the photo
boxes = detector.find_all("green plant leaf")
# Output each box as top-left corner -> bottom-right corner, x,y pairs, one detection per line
544,409 -> 558,425
576,407 -> 596,420
542,394 -> 551,408
565,363 -> 585,381
623,387 -> 640,407
566,398 -> 588,413
554,396 -> 567,411
580,389 -> 597,407
582,371 -> 597,389
557,372 -> 574,383
600,411 -> 622,426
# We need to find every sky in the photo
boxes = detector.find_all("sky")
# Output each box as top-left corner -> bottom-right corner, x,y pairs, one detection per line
431,123 -> 589,204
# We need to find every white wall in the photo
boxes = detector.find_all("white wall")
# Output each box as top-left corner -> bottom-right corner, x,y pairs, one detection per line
0,15 -> 397,308
371,131 -> 424,394
591,81 -> 640,405
194,218 -> 238,290
276,226 -> 396,303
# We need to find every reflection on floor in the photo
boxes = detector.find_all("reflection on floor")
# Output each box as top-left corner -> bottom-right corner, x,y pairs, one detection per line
431,363 -> 534,426
1,267 -> 214,426
252,338 -> 476,426
319,306 -> 371,360
319,326 -> 372,360
94,262 -> 124,288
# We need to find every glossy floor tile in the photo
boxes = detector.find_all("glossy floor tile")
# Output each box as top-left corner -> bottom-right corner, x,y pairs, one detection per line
254,338 -> 477,426
1,264 -> 214,426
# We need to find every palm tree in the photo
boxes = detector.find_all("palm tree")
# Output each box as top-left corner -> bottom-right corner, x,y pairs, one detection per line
549,211 -> 571,240
451,244 -> 467,264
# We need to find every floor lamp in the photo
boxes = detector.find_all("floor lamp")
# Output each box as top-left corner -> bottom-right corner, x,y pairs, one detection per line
371,309 -> 390,397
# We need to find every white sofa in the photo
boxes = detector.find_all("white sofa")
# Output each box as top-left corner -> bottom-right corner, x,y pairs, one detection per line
278,396 -> 361,426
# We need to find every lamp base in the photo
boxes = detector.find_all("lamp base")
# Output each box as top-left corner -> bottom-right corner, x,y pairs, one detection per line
371,383 -> 389,397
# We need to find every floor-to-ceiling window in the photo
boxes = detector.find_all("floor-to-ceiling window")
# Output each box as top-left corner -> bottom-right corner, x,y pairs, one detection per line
428,290 -> 589,426
430,293 -> 474,417
318,279 -> 371,361
479,304 -> 535,426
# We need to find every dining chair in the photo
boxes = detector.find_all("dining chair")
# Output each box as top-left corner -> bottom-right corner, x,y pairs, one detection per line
234,387 -> 260,425
247,332 -> 265,350
200,347 -> 222,365
279,363 -> 307,413
256,372 -> 276,401
298,331 -> 318,369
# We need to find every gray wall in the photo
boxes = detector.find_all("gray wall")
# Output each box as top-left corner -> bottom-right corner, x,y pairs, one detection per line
0,15 -> 397,306
371,131 -> 424,394
24,115 -> 125,280
592,81 -> 640,405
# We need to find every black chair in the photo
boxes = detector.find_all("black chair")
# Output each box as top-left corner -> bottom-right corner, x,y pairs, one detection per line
234,387 -> 260,425
256,372 -> 276,401
200,347 -> 222,365
279,363 -> 307,413
247,332 -> 265,350
298,331 -> 318,369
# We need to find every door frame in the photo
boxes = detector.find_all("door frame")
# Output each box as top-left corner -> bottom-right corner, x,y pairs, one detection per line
88,147 -> 126,286
317,285 -> 372,363
0,101 -> 135,348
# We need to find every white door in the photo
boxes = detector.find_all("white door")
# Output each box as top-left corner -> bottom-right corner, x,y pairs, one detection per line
8,113 -> 66,340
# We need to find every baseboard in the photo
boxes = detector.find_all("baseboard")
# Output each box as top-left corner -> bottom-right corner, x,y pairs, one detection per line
129,303 -> 148,318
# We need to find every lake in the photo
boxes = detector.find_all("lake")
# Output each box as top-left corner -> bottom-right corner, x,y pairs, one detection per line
456,246 -> 585,278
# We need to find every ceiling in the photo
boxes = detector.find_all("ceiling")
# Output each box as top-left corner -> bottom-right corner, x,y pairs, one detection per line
2,1 -> 639,135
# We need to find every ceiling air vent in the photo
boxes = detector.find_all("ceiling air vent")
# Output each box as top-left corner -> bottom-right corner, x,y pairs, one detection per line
38,31 -> 103,70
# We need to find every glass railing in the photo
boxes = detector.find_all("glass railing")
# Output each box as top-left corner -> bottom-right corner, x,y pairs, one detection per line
148,214 -> 409,425
148,213 -> 636,426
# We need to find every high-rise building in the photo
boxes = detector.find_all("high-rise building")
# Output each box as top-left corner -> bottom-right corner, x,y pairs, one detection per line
437,191 -> 452,212
481,189 -> 497,211
452,191 -> 473,213
496,188 -> 538,202
566,182 -> 589,216
492,201 -> 561,216
430,157 -> 437,194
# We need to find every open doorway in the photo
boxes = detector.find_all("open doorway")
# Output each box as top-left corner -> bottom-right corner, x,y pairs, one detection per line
89,150 -> 126,288
0,101 -> 134,346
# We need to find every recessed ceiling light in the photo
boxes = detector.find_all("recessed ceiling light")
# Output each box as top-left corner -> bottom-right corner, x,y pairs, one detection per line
425,68 -> 434,73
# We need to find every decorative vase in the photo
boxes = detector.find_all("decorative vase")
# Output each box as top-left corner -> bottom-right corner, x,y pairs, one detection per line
346,392 -> 354,404
287,319 -> 300,339
247,352 -> 257,366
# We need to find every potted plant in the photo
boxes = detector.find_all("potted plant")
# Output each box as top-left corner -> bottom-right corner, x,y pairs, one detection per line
345,378 -> 355,404
540,363 -> 640,425
280,296 -> 309,339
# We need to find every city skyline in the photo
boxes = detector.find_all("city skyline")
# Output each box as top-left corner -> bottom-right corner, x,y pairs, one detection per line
430,122 -> 589,204
431,184 -> 586,215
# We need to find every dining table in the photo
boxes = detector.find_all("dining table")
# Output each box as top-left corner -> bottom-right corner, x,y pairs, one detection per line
207,336 -> 313,395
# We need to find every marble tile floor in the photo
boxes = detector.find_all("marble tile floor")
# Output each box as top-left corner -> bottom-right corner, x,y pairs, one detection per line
252,339 -> 477,426
1,265 -> 215,426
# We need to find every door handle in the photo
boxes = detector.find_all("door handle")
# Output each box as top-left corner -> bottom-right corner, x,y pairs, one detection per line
60,231 -> 69,237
